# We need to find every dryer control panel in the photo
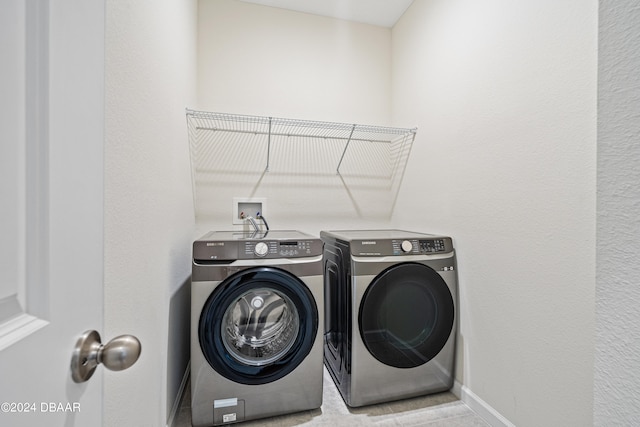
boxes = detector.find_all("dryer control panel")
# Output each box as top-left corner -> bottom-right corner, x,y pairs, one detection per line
349,237 -> 453,256
418,239 -> 447,253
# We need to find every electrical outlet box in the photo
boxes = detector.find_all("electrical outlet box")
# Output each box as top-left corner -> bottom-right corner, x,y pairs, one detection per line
232,197 -> 267,225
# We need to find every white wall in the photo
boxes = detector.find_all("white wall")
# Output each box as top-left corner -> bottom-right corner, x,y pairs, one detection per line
595,1 -> 640,424
104,1 -> 197,426
196,0 -> 398,236
197,0 -> 390,124
104,0 -> 600,425
391,1 -> 596,426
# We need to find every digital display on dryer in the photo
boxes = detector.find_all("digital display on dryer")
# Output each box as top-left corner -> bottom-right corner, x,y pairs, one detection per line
419,239 -> 446,253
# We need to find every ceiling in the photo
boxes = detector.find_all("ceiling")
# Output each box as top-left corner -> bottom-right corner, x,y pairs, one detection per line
238,0 -> 415,28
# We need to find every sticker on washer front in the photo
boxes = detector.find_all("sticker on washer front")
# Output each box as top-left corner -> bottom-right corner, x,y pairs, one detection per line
214,398 -> 244,424
214,398 -> 238,408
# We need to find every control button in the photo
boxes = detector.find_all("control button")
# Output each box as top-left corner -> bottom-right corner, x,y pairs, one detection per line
254,242 -> 269,257
401,240 -> 413,253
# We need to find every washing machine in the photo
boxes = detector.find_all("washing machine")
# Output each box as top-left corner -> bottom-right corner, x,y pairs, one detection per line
321,229 -> 457,407
191,230 -> 324,426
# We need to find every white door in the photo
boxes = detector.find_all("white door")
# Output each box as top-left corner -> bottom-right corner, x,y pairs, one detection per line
0,1 -> 106,425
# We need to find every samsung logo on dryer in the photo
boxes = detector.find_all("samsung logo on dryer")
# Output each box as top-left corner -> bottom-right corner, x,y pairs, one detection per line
361,241 -> 377,245
206,242 -> 224,247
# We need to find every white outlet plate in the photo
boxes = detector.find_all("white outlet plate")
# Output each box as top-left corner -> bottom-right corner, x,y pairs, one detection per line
232,197 -> 267,225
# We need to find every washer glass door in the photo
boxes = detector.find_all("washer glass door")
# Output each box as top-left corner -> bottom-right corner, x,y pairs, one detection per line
199,267 -> 318,384
222,287 -> 299,366
359,262 -> 454,368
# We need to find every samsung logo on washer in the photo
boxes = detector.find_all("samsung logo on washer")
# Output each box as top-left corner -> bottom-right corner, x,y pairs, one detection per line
206,242 -> 224,247
361,241 -> 377,245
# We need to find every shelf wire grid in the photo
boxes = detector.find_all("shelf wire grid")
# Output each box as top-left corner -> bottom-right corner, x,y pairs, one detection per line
186,109 -> 416,175
185,110 -> 417,218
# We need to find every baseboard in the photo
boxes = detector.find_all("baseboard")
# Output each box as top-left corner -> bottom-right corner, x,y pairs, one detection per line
453,381 -> 515,427
167,362 -> 190,427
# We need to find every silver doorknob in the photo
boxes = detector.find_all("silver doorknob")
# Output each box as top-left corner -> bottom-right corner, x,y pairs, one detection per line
71,330 -> 141,383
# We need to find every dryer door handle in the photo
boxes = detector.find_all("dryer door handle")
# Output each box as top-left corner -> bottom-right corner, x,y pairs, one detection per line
70,330 -> 141,383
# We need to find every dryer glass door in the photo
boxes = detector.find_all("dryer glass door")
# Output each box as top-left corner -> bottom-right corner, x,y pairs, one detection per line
199,267 -> 318,385
359,262 -> 454,369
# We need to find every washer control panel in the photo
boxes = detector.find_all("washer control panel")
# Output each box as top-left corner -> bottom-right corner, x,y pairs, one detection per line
243,239 -> 318,259
193,231 -> 323,262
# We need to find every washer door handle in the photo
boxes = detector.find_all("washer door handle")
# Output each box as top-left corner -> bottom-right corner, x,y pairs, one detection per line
70,330 -> 141,383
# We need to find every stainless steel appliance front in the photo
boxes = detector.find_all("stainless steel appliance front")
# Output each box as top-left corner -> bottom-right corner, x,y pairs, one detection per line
191,230 -> 324,426
321,229 -> 457,407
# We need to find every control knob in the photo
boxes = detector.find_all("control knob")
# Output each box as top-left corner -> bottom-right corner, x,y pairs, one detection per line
401,240 -> 413,253
254,242 -> 269,257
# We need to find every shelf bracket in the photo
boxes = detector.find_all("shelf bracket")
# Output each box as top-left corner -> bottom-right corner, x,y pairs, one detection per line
336,124 -> 357,175
265,117 -> 272,172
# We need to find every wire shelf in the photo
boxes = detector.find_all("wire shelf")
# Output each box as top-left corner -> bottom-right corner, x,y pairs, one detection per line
186,109 -> 417,175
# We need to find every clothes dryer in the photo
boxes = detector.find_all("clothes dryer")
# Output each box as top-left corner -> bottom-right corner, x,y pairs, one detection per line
321,229 -> 457,407
191,231 -> 324,426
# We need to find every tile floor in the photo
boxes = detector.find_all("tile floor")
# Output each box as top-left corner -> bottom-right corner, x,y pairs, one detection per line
175,368 -> 489,426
